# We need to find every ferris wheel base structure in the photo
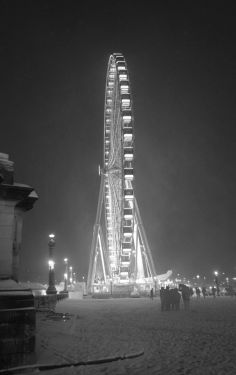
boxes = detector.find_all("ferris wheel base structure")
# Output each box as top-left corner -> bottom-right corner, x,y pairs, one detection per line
87,53 -> 171,296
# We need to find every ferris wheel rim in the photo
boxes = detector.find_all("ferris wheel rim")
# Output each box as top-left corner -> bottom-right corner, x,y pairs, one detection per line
103,53 -> 135,282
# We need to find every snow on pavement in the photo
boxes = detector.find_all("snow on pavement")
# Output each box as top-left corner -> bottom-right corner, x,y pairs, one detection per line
29,296 -> 236,374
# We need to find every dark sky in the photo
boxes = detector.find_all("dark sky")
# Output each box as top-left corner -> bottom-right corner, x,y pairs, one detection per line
1,1 -> 235,283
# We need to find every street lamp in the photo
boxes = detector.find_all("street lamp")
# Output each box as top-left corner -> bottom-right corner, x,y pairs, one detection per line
214,271 -> 220,296
69,266 -> 73,285
63,258 -> 68,293
46,233 -> 57,295
82,276 -> 86,296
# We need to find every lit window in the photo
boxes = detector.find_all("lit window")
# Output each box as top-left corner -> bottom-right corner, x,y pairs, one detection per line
122,99 -> 130,107
119,74 -> 128,81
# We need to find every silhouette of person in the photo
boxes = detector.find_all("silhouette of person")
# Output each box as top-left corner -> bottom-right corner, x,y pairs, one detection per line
150,288 -> 154,300
160,287 -> 165,311
165,286 -> 171,311
196,287 -> 201,298
212,286 -> 216,297
170,288 -> 181,310
179,284 -> 191,310
202,286 -> 207,298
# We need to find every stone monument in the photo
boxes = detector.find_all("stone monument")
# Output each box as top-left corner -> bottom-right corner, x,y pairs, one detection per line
0,153 -> 38,369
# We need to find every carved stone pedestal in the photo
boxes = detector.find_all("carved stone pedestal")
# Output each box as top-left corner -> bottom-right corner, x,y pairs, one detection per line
0,153 -> 38,369
0,280 -> 36,369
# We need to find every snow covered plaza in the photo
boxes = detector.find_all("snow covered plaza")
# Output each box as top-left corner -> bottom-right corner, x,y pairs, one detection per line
12,295 -> 234,375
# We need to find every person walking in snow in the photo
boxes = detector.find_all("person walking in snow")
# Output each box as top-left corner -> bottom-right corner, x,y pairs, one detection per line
179,284 -> 191,310
211,286 -> 216,298
195,287 -> 201,298
150,288 -> 154,300
160,287 -> 167,311
202,286 -> 207,298
170,288 -> 181,310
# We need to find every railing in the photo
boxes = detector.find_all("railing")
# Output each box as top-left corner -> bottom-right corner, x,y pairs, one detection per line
34,292 -> 68,310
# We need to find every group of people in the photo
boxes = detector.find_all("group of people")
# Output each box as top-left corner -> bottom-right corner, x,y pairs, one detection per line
195,286 -> 208,298
194,286 -> 219,298
158,284 -> 192,311
150,283 -> 234,310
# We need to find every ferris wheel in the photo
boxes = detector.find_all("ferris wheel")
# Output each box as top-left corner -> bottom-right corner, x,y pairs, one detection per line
87,53 -> 157,292
103,53 -> 135,282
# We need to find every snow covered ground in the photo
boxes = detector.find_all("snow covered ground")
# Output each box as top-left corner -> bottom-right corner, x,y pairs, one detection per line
11,296 -> 236,374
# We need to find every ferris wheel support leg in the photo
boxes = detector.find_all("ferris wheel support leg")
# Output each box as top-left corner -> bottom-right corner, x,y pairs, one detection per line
133,223 -> 138,281
87,174 -> 106,292
98,229 -> 107,284
134,198 -> 157,279
87,224 -> 99,293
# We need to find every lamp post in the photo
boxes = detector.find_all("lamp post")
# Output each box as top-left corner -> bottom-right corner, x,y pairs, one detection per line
214,270 -> 220,296
63,258 -> 68,293
69,266 -> 73,285
46,234 -> 57,295
196,275 -> 200,286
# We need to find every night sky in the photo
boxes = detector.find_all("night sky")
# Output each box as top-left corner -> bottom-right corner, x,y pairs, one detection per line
1,1 -> 235,283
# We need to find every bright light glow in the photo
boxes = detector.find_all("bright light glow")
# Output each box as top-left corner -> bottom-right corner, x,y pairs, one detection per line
64,258 -> 68,263
122,99 -> 130,106
69,266 -> 72,270
196,275 -> 200,279
49,233 -> 55,239
121,87 -> 129,94
48,260 -> 55,269
124,153 -> 133,160
124,134 -> 133,141
119,74 -> 127,80
123,115 -> 131,121
124,174 -> 134,180
124,214 -> 133,219
214,271 -> 219,276
124,193 -> 134,200
123,232 -> 132,237
64,273 -> 68,280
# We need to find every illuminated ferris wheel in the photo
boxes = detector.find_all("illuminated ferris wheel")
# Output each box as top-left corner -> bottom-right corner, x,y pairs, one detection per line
87,53 -> 158,293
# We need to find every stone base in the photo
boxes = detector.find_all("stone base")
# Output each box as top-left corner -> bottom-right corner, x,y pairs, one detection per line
34,294 -> 57,310
46,286 -> 57,295
0,280 -> 36,369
